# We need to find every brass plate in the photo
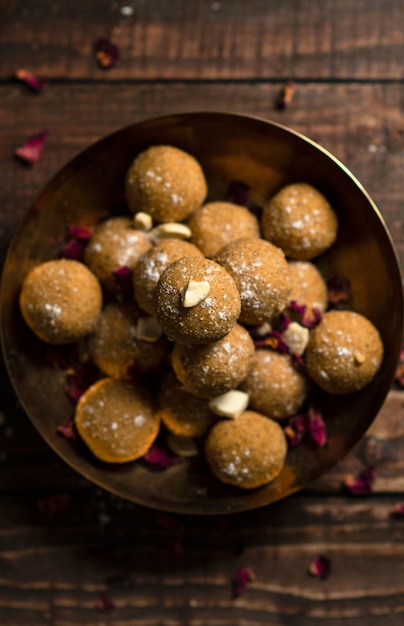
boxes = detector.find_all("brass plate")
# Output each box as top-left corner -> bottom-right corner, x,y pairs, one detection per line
1,112 -> 403,514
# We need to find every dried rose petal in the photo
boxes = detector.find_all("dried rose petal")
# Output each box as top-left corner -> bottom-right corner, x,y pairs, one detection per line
225,181 -> 251,207
15,131 -> 48,165
254,330 -> 290,353
142,444 -> 182,470
292,353 -> 306,370
112,265 -> 133,301
94,37 -> 120,69
37,493 -> 71,522
68,225 -> 93,241
285,407 -> 326,448
278,313 -> 291,332
301,307 -> 322,329
391,502 -> 404,518
276,80 -> 295,110
394,343 -> 404,387
96,591 -> 115,612
327,275 -> 351,306
343,466 -> 375,495
284,414 -> 307,447
65,369 -> 90,404
288,300 -> 306,316
62,225 -> 93,260
308,555 -> 331,580
56,416 -> 77,440
394,363 -> 404,387
307,407 -> 327,448
15,69 -> 47,92
233,567 -> 255,597
62,238 -> 86,260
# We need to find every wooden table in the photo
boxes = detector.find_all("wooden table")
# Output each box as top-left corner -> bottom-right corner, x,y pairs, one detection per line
1,1 -> 404,624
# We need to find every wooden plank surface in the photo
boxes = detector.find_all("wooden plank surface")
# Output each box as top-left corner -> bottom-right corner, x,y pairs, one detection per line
2,82 -> 404,267
1,0 -> 404,80
1,1 -> 404,624
1,493 -> 404,625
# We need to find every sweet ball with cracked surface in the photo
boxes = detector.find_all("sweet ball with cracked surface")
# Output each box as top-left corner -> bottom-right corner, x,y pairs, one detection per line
189,201 -> 260,258
262,182 -> 338,260
88,302 -> 169,379
19,259 -> 102,345
154,256 -> 241,344
84,216 -> 151,293
125,145 -> 208,223
304,310 -> 384,394
171,323 -> 255,398
133,238 -> 203,316
240,350 -> 309,420
214,237 -> 292,325
205,410 -> 288,489
75,378 -> 159,464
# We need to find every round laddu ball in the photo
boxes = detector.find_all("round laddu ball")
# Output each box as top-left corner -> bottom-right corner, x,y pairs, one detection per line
262,183 -> 338,260
84,217 -> 151,293
172,324 -> 255,398
88,302 -> 169,378
288,261 -> 328,313
157,371 -> 217,437
240,350 -> 309,419
75,378 -> 159,463
188,201 -> 260,258
205,410 -> 288,489
214,237 -> 292,325
305,310 -> 384,394
155,256 -> 241,344
125,145 -> 208,223
133,238 -> 203,316
19,259 -> 102,345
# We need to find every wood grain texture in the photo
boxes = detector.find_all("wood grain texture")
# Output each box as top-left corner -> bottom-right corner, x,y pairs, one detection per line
2,81 -> 404,266
0,0 -> 404,80
0,494 -> 404,625
1,3 -> 404,623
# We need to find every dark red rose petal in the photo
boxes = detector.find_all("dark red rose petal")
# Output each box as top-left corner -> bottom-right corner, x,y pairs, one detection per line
284,407 -> 326,448
15,131 -> 48,165
343,466 -> 375,495
327,275 -> 351,306
308,555 -> 331,580
15,69 -> 47,92
301,307 -> 323,329
288,300 -> 307,316
276,80 -> 295,110
112,265 -> 134,301
391,502 -> 404,518
254,330 -> 290,353
394,342 -> 404,387
37,493 -> 71,522
142,444 -> 182,470
62,238 -> 86,260
96,591 -> 115,612
284,414 -> 307,447
233,567 -> 255,597
56,416 -> 77,441
68,225 -> 93,241
307,407 -> 327,448
94,37 -> 120,69
278,313 -> 291,332
65,369 -> 89,404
